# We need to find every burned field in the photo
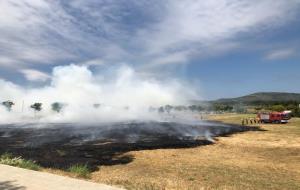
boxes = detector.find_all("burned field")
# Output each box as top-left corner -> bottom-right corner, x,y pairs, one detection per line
0,121 -> 258,172
1,117 -> 299,190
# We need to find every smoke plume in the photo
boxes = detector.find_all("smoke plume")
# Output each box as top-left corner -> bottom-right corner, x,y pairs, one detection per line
0,64 -> 199,124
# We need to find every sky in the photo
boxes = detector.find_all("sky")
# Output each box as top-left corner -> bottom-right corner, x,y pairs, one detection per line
0,0 -> 300,100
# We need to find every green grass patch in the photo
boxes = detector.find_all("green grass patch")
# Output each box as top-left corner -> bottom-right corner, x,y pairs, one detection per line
0,152 -> 40,171
68,164 -> 91,178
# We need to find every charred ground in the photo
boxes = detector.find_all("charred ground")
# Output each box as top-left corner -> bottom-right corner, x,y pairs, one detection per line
0,121 -> 260,172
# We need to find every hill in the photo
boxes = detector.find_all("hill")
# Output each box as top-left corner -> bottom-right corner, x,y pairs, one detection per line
213,92 -> 300,104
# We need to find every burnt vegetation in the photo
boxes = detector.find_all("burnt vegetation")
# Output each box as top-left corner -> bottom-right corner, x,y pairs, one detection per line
0,122 -> 262,174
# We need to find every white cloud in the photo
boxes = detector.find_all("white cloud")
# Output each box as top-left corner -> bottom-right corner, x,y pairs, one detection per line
80,59 -> 105,66
0,0 -> 299,76
0,1 -> 73,66
0,0 -> 126,69
20,69 -> 50,82
265,48 -> 296,60
0,56 -> 19,66
138,0 -> 300,59
151,51 -> 189,65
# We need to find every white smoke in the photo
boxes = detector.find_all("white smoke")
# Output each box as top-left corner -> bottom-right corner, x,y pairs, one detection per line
0,64 -> 199,124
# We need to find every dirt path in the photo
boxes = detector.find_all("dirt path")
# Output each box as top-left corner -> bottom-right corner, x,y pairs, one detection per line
0,164 -> 123,190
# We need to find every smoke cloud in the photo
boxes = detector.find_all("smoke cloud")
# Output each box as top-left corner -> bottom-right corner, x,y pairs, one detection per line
0,64 -> 199,124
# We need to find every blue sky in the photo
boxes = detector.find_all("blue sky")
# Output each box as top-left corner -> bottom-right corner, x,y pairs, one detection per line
0,0 -> 300,100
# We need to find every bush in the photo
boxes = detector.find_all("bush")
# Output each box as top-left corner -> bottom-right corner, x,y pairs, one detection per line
68,164 -> 91,178
0,153 -> 40,171
271,105 -> 285,112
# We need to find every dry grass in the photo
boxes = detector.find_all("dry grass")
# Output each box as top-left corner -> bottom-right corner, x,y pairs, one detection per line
47,114 -> 300,189
0,152 -> 41,171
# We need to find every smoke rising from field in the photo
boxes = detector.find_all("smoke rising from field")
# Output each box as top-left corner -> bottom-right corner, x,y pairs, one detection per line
0,64 -> 199,124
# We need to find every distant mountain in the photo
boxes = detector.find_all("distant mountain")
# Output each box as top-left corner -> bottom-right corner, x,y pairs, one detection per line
214,92 -> 300,104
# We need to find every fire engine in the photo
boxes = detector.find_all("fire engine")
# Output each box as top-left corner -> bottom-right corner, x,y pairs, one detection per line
257,111 -> 291,124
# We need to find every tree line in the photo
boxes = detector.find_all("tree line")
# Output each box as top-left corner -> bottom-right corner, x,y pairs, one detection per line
2,100 -> 299,117
155,102 -> 300,117
212,100 -> 300,117
1,101 -> 65,113
253,101 -> 300,117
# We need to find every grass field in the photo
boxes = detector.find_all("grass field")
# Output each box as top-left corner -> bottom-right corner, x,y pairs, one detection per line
46,114 -> 300,189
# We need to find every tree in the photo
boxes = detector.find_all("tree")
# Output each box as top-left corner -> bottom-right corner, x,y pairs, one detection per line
271,104 -> 285,112
51,102 -> 64,113
212,104 -> 233,112
30,103 -> 42,112
188,105 -> 197,112
158,106 -> 165,113
233,104 -> 246,113
174,105 -> 187,111
164,105 -> 173,113
286,103 -> 300,117
2,101 -> 14,111
254,106 -> 263,112
196,105 -> 205,112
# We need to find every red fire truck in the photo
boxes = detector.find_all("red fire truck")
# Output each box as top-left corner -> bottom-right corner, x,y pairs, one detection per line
257,111 -> 291,124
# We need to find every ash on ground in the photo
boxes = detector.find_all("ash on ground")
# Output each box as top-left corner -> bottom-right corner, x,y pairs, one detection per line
0,121 -> 261,170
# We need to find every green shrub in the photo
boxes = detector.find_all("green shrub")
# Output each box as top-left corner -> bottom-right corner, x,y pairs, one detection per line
0,152 -> 13,159
68,164 -> 91,178
271,105 -> 285,112
0,153 -> 40,171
